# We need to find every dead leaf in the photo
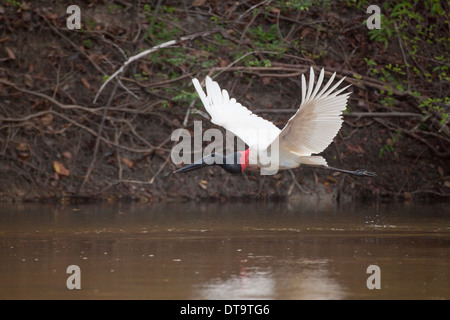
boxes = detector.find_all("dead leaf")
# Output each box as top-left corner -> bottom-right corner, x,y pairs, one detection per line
347,144 -> 366,154
16,143 -> 31,160
198,181 -> 207,190
89,53 -> 104,64
53,161 -> 70,176
40,113 -> 53,126
300,28 -> 313,39
46,13 -> 58,20
139,62 -> 152,76
192,0 -> 206,6
4,46 -> 15,60
219,57 -> 230,68
245,93 -> 254,100
156,149 -> 165,155
16,143 -> 30,152
444,181 -> 450,188
326,176 -> 338,183
21,2 -> 31,10
191,50 -> 210,58
17,152 -> 30,161
62,151 -> 72,159
81,77 -> 91,90
262,77 -> 271,85
121,157 -> 134,169
438,167 -> 444,177
24,74 -> 33,88
270,7 -> 281,14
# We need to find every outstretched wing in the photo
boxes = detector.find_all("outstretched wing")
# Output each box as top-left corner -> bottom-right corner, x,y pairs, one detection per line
275,67 -> 351,158
192,76 -> 281,150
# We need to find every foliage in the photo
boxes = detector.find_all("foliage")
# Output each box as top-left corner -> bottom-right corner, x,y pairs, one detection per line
5,0 -> 22,7
356,0 -> 449,148
0,0 -> 448,201
379,130 -> 402,158
275,0 -> 330,12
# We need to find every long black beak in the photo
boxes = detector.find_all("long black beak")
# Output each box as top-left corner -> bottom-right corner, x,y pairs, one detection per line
173,155 -> 215,174
174,161 -> 209,173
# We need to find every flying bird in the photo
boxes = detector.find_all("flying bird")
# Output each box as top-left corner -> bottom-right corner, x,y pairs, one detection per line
174,67 -> 376,177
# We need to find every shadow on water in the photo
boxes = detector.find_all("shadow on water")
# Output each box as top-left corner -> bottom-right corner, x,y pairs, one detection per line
0,201 -> 448,299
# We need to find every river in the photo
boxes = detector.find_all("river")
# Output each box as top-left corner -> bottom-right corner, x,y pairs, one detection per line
0,201 -> 448,299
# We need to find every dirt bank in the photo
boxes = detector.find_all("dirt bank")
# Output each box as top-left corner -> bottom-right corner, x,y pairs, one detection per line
0,1 -> 448,203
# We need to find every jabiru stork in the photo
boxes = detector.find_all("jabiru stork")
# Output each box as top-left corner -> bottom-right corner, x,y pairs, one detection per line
174,67 -> 376,177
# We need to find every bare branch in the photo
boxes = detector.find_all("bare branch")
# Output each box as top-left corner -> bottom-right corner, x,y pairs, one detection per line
93,30 -> 222,103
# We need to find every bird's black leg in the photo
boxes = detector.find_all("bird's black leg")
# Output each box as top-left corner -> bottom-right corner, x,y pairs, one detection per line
324,166 -> 377,177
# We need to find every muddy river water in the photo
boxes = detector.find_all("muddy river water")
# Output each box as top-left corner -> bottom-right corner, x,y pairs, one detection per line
0,201 -> 448,299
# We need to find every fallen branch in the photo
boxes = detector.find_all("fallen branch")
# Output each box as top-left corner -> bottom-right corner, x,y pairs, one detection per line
93,29 -> 221,103
79,82 -> 118,193
38,12 -> 138,100
0,79 -> 99,115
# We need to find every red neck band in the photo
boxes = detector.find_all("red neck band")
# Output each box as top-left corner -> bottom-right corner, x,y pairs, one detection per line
239,149 -> 250,172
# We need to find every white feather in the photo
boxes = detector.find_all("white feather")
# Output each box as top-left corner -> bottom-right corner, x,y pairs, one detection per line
192,76 -> 281,150
275,68 -> 351,162
192,68 -> 350,169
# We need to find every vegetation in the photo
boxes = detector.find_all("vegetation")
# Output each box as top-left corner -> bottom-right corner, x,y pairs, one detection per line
0,0 -> 448,202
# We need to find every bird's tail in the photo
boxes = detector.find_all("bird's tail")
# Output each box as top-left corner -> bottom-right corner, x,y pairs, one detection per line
298,156 -> 328,166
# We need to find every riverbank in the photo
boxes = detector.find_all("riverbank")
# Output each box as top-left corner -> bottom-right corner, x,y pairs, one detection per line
0,1 -> 448,203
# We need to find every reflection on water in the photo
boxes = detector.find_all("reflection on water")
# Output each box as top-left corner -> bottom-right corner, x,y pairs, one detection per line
0,201 -> 448,299
197,259 -> 346,300
199,270 -> 276,300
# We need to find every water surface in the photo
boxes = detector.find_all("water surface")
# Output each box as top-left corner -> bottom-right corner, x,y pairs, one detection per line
0,201 -> 448,299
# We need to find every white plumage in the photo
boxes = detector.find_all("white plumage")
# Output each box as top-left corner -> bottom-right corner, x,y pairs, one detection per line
192,77 -> 281,150
192,67 -> 350,170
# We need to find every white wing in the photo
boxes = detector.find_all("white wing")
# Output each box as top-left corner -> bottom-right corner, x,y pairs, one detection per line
275,67 -> 351,161
192,76 -> 281,149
